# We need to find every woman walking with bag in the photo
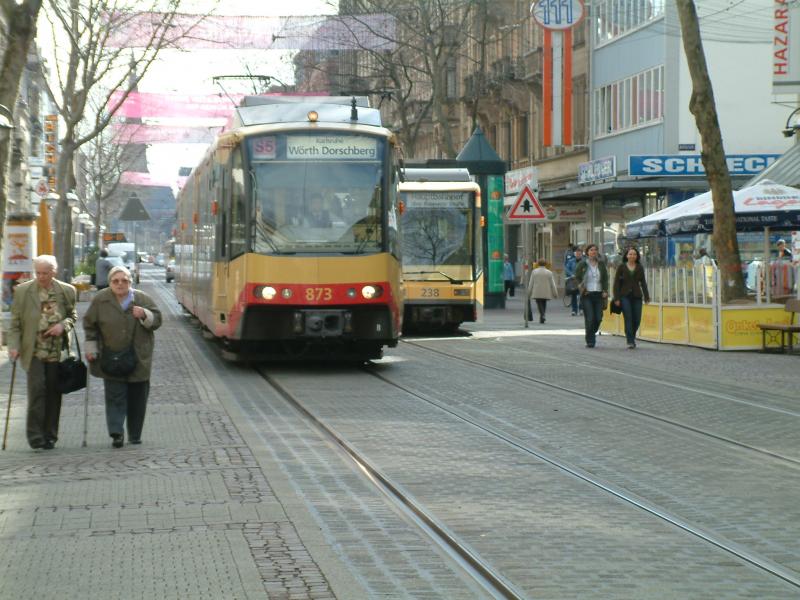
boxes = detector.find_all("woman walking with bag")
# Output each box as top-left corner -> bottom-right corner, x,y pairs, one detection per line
574,244 -> 609,348
527,259 -> 558,323
612,246 -> 650,349
84,266 -> 161,448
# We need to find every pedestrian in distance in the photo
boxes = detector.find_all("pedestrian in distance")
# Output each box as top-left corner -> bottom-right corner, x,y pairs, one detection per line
776,239 -> 792,261
563,242 -> 576,266
696,247 -> 715,266
83,265 -> 162,448
503,254 -> 516,297
612,246 -> 650,349
564,247 -> 583,316
527,259 -> 558,324
574,244 -> 609,348
95,249 -> 112,290
7,255 -> 78,450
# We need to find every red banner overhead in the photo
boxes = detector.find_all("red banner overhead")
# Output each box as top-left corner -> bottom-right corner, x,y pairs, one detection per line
122,171 -> 188,188
112,123 -> 222,144
104,13 -> 396,52
109,91 -> 243,119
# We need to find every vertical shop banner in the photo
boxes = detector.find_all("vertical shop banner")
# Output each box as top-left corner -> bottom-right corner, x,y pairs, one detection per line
2,221 -> 36,310
531,0 -> 584,146
487,175 -> 505,293
773,0 -> 800,94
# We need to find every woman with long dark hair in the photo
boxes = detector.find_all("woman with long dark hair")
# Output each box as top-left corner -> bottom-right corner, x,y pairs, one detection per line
574,244 -> 608,348
612,246 -> 650,349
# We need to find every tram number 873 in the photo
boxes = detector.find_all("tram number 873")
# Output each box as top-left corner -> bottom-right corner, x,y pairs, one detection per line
306,287 -> 333,301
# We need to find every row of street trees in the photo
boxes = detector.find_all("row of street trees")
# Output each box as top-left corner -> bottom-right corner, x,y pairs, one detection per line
0,0 -> 202,280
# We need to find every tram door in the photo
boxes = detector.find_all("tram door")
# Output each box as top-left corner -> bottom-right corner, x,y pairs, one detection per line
212,160 -> 229,323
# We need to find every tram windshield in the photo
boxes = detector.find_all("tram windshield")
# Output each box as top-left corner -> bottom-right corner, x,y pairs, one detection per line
400,190 -> 475,281
248,132 -> 387,254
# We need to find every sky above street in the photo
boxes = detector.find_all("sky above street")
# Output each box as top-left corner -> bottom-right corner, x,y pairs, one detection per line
141,0 -> 337,184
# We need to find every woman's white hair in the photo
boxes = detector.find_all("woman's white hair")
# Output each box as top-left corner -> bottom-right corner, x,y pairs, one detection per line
108,265 -> 132,282
33,254 -> 58,271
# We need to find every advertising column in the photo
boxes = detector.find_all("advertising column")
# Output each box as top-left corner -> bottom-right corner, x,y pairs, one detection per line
487,175 -> 505,297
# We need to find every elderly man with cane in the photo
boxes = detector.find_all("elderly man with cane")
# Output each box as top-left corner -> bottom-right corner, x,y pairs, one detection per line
6,255 -> 77,450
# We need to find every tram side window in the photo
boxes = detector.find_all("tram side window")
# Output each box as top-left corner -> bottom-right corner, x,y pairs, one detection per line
230,152 -> 246,258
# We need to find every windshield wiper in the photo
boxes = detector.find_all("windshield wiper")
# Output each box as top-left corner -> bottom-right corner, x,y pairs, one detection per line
255,220 -> 282,254
403,270 -> 464,284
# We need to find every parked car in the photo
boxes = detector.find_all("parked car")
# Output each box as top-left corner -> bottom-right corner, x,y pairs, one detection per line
166,260 -> 175,283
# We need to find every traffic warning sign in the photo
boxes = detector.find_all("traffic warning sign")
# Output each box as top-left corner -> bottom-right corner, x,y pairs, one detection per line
507,185 -> 544,220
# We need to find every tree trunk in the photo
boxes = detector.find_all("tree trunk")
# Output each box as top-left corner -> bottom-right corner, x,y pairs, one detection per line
54,141 -> 76,281
675,0 -> 746,303
0,0 -> 43,259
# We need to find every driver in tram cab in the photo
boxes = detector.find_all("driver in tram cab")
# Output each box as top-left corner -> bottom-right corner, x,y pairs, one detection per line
305,193 -> 332,228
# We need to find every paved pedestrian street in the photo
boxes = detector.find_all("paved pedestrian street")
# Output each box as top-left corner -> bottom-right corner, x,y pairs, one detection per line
0,287 -> 798,599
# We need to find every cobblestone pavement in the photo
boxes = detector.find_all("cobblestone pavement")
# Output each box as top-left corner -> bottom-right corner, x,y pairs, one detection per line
0,288 -> 351,600
1,283 -> 797,599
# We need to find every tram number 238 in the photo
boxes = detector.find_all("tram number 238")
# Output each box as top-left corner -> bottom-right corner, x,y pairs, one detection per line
421,288 -> 440,298
306,287 -> 333,301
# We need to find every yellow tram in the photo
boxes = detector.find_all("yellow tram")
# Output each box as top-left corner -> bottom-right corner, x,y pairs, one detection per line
175,96 -> 404,360
398,168 -> 483,332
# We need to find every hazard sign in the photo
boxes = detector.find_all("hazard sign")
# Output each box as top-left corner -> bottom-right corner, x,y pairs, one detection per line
507,185 -> 544,220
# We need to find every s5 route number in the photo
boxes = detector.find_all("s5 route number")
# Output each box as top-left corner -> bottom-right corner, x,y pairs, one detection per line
305,287 -> 333,301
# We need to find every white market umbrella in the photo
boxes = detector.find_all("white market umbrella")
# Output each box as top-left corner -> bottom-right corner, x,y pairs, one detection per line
665,180 -> 800,234
625,193 -> 709,238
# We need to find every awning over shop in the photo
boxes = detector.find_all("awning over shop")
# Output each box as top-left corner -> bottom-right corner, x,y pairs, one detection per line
747,143 -> 800,188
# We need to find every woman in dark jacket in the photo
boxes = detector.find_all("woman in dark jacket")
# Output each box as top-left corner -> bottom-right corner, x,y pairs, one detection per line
84,266 -> 162,447
612,246 -> 650,349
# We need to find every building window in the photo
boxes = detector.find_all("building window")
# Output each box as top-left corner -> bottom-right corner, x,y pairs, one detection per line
593,65 -> 664,138
595,0 -> 665,46
502,121 -> 512,161
518,113 -> 529,158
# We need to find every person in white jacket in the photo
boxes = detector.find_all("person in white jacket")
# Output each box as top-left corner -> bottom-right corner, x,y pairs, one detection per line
527,259 -> 558,324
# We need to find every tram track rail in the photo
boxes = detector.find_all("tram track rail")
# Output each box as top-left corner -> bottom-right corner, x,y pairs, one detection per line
255,367 -> 527,600
402,339 -> 800,468
361,361 -> 800,591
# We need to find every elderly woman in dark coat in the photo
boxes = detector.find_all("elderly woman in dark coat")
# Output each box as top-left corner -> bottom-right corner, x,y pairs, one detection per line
84,265 -> 162,448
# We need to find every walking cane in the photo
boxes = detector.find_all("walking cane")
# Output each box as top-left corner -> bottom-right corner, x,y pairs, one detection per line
81,370 -> 89,447
2,360 -> 17,450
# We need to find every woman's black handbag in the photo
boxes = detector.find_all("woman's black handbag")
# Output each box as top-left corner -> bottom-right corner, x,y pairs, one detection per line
610,300 -> 622,314
58,331 -> 87,394
100,345 -> 137,376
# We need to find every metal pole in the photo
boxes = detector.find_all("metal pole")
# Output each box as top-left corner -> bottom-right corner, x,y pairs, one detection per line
2,360 -> 17,450
82,371 -> 89,447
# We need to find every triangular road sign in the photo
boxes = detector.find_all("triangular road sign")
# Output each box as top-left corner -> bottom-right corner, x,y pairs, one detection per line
507,185 -> 544,220
118,195 -> 152,221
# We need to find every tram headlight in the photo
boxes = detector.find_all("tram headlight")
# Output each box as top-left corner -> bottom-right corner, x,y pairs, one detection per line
307,110 -> 318,122
260,286 -> 277,300
361,285 -> 382,299
281,288 -> 293,299
346,288 -> 357,298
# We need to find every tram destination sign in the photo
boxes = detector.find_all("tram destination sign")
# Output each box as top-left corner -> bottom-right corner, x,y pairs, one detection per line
286,135 -> 377,160
404,191 -> 468,209
629,154 -> 779,177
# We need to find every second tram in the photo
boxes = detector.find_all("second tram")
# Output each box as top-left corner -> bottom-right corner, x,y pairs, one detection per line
175,96 -> 404,360
399,168 -> 483,332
